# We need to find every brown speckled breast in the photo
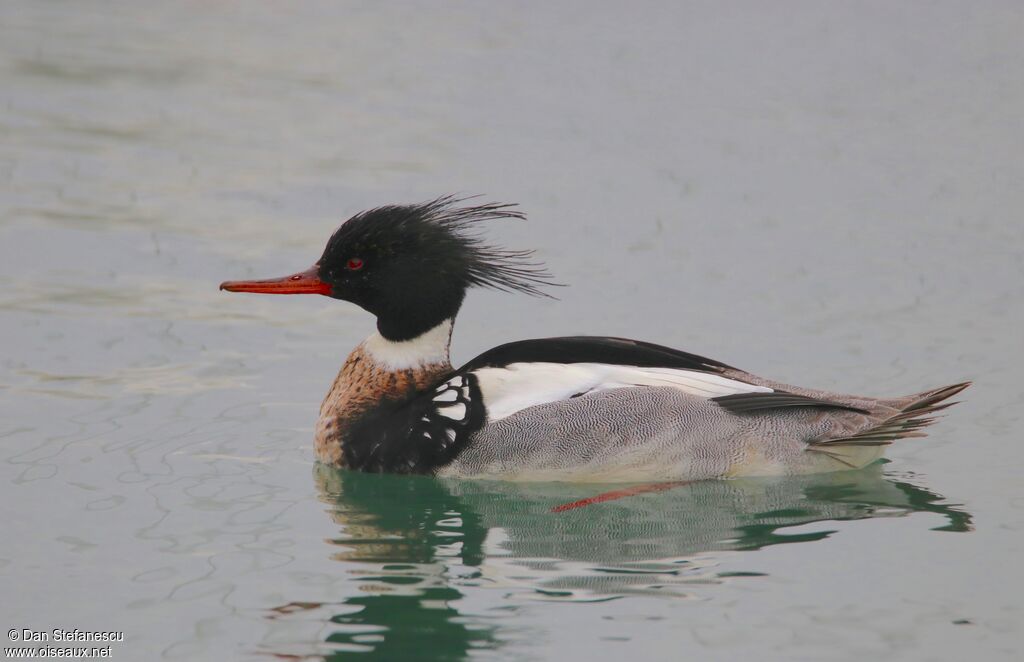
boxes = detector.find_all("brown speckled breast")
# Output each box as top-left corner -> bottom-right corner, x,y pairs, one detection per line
313,344 -> 452,466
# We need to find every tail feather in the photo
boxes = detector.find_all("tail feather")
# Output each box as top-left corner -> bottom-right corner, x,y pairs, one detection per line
810,381 -> 971,449
901,381 -> 972,411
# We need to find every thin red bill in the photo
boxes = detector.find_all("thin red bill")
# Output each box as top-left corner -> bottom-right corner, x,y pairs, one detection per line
220,266 -> 332,295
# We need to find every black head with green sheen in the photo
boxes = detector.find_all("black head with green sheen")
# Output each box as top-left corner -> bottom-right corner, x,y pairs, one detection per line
220,196 -> 557,340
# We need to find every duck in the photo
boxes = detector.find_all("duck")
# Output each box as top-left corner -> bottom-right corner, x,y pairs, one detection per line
220,196 -> 969,482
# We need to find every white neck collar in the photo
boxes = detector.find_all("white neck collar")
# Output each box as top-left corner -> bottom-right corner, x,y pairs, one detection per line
361,318 -> 453,370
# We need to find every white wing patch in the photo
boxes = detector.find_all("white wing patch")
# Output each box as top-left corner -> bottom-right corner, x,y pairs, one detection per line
434,375 -> 471,402
434,389 -> 459,403
473,362 -> 771,421
437,402 -> 467,420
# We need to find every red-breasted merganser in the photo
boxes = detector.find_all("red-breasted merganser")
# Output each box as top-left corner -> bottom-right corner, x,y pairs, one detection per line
220,197 -> 969,481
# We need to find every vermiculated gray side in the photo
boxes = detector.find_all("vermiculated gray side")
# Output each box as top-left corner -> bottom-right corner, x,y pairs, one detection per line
438,387 -> 855,480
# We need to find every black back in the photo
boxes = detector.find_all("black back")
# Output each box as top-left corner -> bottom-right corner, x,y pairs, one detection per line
459,335 -> 735,373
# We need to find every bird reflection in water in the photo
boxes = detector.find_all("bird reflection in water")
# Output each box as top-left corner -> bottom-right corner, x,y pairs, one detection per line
265,464 -> 970,660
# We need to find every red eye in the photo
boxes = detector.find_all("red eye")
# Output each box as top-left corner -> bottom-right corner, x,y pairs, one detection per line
346,257 -> 364,271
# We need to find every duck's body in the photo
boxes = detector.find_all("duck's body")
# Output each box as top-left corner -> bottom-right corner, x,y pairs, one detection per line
311,321 -> 965,481
222,197 -> 968,482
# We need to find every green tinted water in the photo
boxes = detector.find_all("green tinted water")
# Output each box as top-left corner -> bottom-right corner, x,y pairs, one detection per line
296,465 -> 971,659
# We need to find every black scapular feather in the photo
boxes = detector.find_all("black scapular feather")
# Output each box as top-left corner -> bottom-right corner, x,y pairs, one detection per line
712,392 -> 870,415
460,335 -> 736,373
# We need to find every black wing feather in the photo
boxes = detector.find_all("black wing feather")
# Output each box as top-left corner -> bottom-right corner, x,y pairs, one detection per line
712,392 -> 869,415
459,336 -> 734,374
